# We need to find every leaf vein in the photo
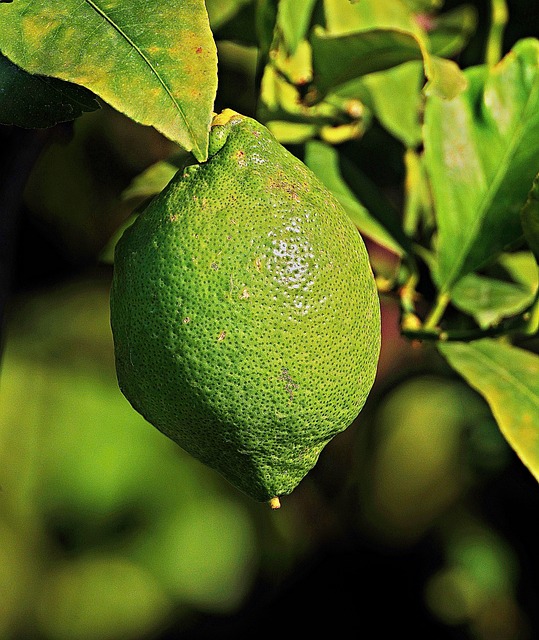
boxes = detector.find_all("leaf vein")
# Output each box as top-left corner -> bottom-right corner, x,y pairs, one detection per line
444,73 -> 539,290
83,0 -> 198,153
469,345 -> 539,408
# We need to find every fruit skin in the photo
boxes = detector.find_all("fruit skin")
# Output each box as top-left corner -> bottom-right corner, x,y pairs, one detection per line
110,109 -> 381,502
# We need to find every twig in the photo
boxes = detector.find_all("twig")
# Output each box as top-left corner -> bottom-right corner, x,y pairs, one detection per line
486,0 -> 508,66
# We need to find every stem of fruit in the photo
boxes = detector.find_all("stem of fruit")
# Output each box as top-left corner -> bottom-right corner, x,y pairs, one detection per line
400,272 -> 419,316
269,497 -> 281,509
423,291 -> 451,331
486,0 -> 508,66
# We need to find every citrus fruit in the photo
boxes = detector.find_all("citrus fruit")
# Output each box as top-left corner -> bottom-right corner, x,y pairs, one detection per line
110,109 -> 381,506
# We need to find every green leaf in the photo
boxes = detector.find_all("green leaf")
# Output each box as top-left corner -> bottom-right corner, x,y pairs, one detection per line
422,55 -> 468,100
499,251 -> 539,291
0,53 -> 99,127
0,0 -> 217,161
266,121 -> 319,144
451,272 -> 537,329
424,38 -> 539,293
310,26 -> 424,97
521,174 -> 539,261
324,0 -> 418,35
439,340 -> 539,483
276,0 -> 317,54
312,0 -> 467,102
427,4 -> 478,58
333,61 -> 424,148
401,0 -> 443,10
304,140 -> 407,255
205,0 -> 252,31
121,161 -> 181,202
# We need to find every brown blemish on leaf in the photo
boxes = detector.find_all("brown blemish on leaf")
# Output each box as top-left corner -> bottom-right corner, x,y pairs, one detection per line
196,46 -> 203,54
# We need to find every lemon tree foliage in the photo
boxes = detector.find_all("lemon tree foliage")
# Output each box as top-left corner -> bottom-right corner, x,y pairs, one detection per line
0,53 -> 99,128
440,340 -> 539,483
0,0 -> 217,161
1,0 -> 539,496
424,39 -> 539,293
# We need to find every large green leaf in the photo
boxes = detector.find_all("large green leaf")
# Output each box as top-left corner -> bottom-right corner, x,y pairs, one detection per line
439,340 -> 539,483
424,38 -> 539,293
0,0 -> 217,161
314,0 -> 466,101
0,53 -> 99,127
310,26 -> 424,97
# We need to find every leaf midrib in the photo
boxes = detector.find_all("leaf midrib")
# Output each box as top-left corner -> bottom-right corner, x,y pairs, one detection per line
84,0 -> 200,156
443,71 -> 539,292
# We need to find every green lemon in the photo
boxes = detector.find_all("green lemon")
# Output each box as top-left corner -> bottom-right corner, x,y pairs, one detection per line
110,109 -> 381,505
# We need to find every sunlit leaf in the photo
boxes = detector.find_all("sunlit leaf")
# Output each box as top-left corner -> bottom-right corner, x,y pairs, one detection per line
0,52 -> 99,127
266,121 -> 319,144
304,140 -> 407,255
400,0 -> 443,10
258,63 -> 340,128
277,0 -> 317,54
403,148 -> 435,237
424,38 -> 539,293
439,340 -> 539,483
0,0 -> 217,161
324,0 -> 418,35
272,39 -> 313,86
499,252 -> 539,291
423,55 -> 468,100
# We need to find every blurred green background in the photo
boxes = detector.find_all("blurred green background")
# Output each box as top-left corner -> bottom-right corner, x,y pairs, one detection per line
2,1 -> 539,639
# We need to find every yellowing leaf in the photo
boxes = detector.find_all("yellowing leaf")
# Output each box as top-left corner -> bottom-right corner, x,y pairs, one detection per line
439,339 -> 539,483
0,0 -> 217,161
